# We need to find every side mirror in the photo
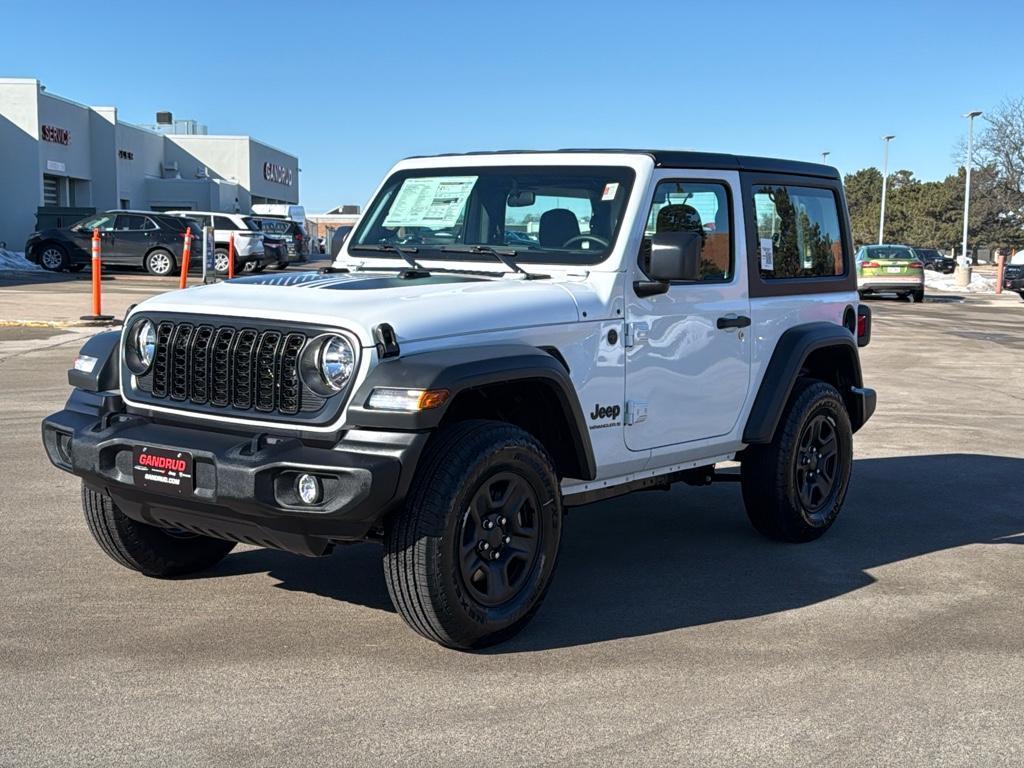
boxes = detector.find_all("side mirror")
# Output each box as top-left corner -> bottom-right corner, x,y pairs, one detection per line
647,230 -> 702,281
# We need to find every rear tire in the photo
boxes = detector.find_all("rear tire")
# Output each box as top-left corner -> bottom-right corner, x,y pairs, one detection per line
741,380 -> 853,542
81,484 -> 235,577
383,420 -> 562,649
910,289 -> 924,303
144,248 -> 175,277
214,248 -> 230,274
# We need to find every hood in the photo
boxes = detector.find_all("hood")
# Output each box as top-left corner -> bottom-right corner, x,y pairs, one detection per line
129,270 -> 584,346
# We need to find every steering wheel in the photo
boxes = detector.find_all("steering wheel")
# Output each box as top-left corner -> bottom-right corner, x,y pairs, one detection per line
562,234 -> 610,249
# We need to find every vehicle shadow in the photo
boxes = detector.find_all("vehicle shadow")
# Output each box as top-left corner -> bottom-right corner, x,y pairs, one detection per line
0,270 -> 126,288
210,453 -> 1024,650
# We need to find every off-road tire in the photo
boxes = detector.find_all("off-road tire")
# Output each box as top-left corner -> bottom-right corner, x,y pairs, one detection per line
38,243 -> 68,271
81,483 -> 235,577
144,248 -> 175,277
383,420 -> 562,649
741,380 -> 853,543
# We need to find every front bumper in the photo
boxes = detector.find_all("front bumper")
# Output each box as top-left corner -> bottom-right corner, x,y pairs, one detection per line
42,389 -> 428,555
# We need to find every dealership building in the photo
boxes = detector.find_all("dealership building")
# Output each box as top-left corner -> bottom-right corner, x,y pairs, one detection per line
0,78 -> 299,248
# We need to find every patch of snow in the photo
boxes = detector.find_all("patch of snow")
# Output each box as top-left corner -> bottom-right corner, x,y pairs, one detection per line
0,249 -> 41,272
925,270 -> 995,294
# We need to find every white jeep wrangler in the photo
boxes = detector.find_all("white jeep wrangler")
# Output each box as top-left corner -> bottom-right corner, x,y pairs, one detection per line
43,150 -> 875,649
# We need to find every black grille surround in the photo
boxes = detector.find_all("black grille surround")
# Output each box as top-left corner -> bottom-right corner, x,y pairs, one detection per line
123,313 -> 359,426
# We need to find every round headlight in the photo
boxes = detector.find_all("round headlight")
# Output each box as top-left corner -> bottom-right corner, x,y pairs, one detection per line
126,319 -> 157,375
318,335 -> 354,391
136,320 -> 157,368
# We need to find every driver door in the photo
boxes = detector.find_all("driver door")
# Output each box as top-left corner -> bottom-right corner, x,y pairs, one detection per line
623,172 -> 751,451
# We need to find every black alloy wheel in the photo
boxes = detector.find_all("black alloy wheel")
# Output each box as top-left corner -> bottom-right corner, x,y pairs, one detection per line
794,414 -> 840,519
458,471 -> 542,608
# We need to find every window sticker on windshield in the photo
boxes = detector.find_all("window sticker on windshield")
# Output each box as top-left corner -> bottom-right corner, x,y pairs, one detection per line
601,182 -> 619,202
383,176 -> 478,229
760,238 -> 774,271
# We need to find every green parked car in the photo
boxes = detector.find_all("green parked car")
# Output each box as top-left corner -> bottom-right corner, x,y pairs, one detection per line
855,244 -> 925,302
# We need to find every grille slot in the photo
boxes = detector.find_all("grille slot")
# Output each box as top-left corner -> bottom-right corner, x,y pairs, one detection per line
231,330 -> 259,410
254,331 -> 282,412
168,323 -> 195,401
150,321 -> 175,397
278,333 -> 305,415
190,326 -> 215,404
137,320 -> 316,418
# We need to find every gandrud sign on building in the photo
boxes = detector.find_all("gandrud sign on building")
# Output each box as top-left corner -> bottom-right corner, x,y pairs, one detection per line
263,161 -> 294,186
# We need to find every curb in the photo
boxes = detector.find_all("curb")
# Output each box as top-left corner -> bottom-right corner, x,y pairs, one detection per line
0,319 -> 120,329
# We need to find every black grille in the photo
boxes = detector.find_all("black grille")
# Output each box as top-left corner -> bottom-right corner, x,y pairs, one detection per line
137,320 -> 312,417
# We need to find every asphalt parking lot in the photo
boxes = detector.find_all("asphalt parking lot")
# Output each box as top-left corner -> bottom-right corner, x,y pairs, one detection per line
1,290 -> 1022,767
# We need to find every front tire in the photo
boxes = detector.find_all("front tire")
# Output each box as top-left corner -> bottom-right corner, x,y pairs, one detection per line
38,243 -> 68,271
741,380 -> 853,542
82,484 -> 235,577
144,248 -> 175,276
383,420 -> 562,649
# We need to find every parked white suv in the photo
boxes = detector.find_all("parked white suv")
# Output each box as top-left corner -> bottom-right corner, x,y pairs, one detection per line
45,150 -> 875,649
165,211 -> 268,273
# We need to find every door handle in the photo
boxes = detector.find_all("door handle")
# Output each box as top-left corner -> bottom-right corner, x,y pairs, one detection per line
717,315 -> 751,330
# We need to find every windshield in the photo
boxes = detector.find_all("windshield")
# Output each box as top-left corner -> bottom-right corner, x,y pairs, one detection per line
349,166 -> 636,265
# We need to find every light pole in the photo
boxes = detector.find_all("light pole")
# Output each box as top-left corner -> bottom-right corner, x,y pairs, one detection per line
822,151 -> 830,164
878,135 -> 895,244
958,110 -> 983,287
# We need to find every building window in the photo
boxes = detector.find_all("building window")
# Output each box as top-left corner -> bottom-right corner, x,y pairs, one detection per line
43,175 -> 60,207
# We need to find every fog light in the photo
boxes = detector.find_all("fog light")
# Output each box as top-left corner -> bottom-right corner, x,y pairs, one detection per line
296,473 -> 321,505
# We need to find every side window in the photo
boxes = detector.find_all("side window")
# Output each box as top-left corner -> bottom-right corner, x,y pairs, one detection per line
214,216 -> 238,230
753,185 -> 844,279
115,214 -> 147,231
642,180 -> 732,281
141,216 -> 159,230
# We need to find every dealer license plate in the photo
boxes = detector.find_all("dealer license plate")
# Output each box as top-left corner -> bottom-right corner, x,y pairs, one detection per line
132,446 -> 195,497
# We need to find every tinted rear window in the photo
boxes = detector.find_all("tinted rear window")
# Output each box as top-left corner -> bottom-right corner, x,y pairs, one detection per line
861,246 -> 913,259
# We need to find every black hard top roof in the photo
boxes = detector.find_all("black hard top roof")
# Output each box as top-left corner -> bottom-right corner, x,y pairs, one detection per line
408,149 -> 840,180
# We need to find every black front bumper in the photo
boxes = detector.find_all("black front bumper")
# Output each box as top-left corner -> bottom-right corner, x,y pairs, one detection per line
42,390 -> 428,555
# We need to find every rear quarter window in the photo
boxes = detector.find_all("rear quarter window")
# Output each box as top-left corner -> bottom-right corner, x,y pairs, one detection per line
753,185 -> 845,279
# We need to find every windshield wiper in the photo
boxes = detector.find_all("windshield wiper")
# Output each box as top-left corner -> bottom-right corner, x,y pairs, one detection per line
349,243 -> 430,277
440,245 -> 547,279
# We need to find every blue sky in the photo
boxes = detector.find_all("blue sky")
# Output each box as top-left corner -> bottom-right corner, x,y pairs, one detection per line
2,0 -> 1022,212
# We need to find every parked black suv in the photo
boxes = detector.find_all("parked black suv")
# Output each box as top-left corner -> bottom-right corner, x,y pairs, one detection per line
1003,253 -> 1024,298
913,247 -> 955,274
26,211 -> 207,276
250,217 -> 308,268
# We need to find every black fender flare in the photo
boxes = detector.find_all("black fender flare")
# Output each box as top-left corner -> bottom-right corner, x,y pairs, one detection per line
345,344 -> 596,480
742,322 -> 868,444
67,330 -> 121,393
